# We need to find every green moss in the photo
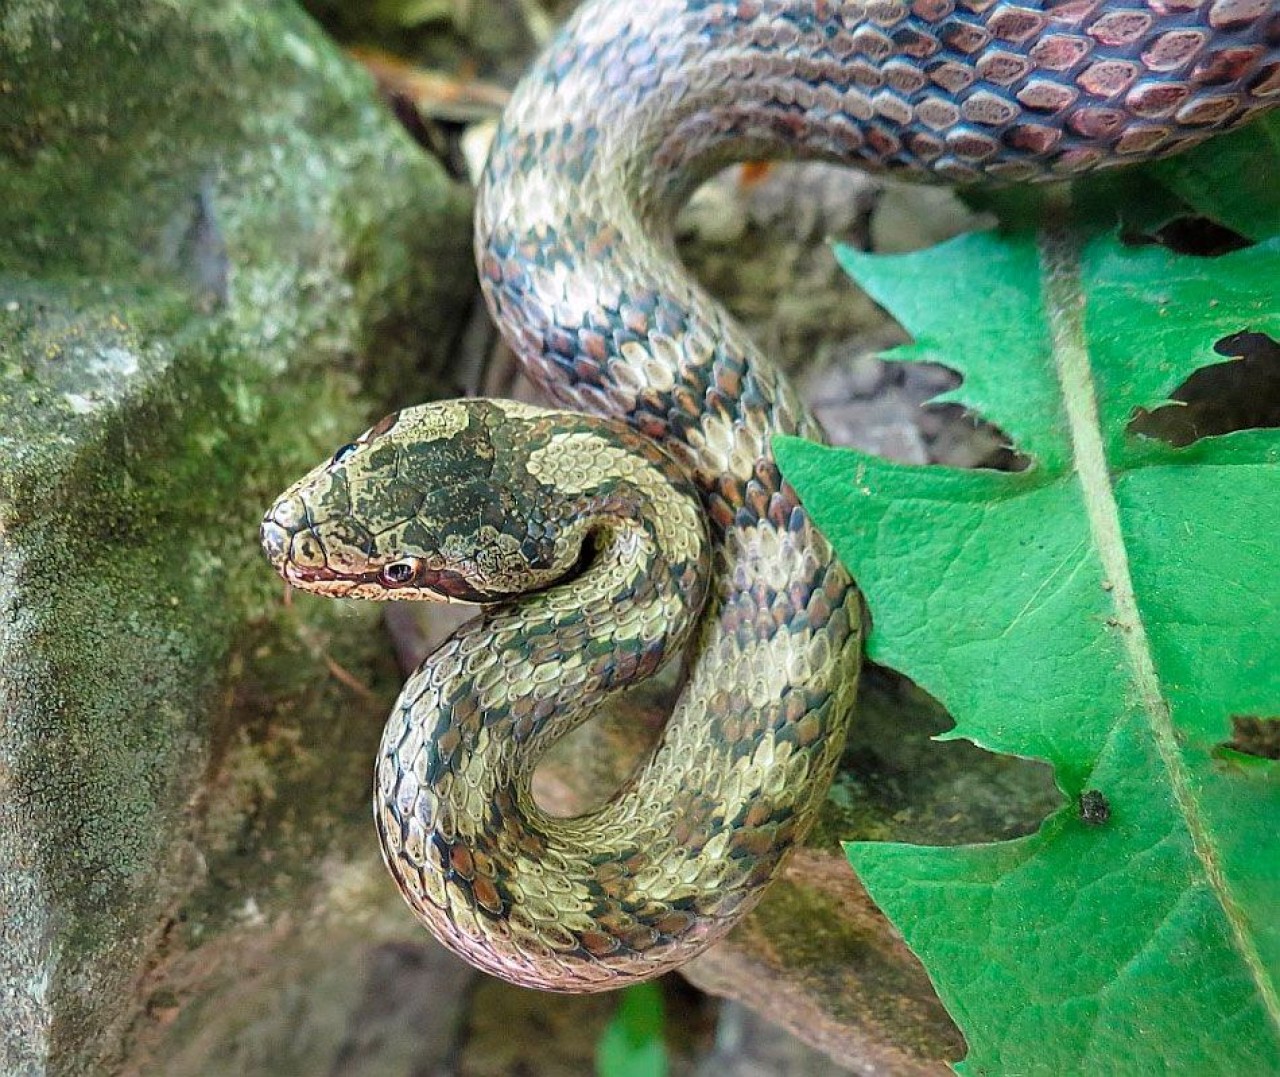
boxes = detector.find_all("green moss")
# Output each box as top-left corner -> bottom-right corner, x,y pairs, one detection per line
0,0 -> 473,1070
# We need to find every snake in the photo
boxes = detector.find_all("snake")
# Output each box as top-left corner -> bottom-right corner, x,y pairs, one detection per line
261,1 -> 1278,991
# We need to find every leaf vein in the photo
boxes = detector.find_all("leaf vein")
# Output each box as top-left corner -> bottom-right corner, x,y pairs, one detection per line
1039,225 -> 1280,1035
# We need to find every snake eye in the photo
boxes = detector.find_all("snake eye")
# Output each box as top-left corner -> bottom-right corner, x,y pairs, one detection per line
331,442 -> 359,466
380,559 -> 420,586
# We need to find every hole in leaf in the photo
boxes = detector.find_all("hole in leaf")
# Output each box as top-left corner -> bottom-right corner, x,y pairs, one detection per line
810,357 -> 1031,471
924,400 -> 1031,473
1121,215 -> 1254,258
1219,715 -> 1280,762
809,357 -> 1031,471
1128,331 -> 1280,447
818,665 -> 1062,849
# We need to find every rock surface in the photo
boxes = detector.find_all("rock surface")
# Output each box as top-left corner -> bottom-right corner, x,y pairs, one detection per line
0,2 -> 472,1072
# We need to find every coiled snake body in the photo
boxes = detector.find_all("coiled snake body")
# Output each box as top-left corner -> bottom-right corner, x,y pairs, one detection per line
263,1 -> 1277,990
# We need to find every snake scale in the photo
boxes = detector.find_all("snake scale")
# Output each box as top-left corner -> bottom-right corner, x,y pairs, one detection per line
262,1 -> 1278,990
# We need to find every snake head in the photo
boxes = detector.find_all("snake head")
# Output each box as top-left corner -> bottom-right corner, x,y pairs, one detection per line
261,399 -> 578,603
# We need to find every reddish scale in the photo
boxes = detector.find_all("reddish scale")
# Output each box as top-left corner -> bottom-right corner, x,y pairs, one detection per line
1194,45 -> 1266,85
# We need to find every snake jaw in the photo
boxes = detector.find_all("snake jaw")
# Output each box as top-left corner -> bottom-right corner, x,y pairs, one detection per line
260,512 -> 477,603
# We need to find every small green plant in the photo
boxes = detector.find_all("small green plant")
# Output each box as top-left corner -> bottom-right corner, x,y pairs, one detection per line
778,117 -> 1280,1073
597,982 -> 667,1077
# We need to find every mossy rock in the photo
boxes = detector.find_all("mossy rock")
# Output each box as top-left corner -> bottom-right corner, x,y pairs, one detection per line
0,2 -> 472,1072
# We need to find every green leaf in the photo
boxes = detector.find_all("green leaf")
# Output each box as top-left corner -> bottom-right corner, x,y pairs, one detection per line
776,230 -> 1280,1074
1145,113 -> 1280,242
596,982 -> 667,1077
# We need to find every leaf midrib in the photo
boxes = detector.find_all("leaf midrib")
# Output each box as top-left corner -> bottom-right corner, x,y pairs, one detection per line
1038,226 -> 1280,1031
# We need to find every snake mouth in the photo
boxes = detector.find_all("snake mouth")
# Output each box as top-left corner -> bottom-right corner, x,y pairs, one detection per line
271,550 -> 471,604
283,566 -> 470,603
278,562 -> 362,597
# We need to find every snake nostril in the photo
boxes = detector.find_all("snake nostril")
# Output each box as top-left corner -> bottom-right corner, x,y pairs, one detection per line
268,494 -> 308,530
